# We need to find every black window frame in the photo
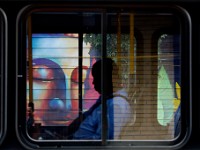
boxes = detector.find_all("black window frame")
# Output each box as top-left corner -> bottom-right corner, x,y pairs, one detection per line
16,4 -> 191,149
0,7 -> 7,146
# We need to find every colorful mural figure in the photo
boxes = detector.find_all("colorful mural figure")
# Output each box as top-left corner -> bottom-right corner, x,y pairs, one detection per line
157,65 -> 174,126
83,56 -> 100,110
27,58 -> 70,125
157,34 -> 181,138
27,33 -> 99,126
174,82 -> 181,137
70,66 -> 92,119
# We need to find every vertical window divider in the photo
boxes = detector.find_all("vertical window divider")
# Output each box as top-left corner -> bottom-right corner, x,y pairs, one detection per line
102,11 -> 107,145
78,31 -> 83,119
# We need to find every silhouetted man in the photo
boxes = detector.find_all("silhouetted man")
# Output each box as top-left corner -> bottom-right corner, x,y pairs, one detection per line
70,58 -> 131,139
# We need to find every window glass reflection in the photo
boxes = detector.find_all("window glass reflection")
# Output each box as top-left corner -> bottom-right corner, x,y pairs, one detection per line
158,34 -> 181,137
26,12 -> 181,142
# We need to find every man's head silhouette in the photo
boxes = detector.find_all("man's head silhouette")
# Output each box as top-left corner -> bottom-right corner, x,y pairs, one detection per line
92,58 -> 117,95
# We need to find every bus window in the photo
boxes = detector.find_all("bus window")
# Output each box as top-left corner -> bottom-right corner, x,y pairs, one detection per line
25,12 -> 102,140
16,5 -> 191,149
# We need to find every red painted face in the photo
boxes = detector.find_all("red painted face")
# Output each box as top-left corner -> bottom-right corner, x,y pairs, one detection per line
70,66 -> 88,119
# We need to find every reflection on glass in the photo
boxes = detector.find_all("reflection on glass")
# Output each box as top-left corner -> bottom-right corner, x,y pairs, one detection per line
158,34 -> 181,137
26,13 -> 102,140
26,12 -> 181,141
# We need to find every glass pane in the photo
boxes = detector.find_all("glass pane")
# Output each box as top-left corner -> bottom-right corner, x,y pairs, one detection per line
106,13 -> 137,140
26,12 -> 102,141
24,9 -> 183,144
104,13 -> 181,140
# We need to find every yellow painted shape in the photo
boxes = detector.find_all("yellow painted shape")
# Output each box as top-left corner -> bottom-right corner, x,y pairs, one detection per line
174,82 -> 181,112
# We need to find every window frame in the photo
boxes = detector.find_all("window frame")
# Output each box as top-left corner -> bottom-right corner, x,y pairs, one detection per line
0,7 -> 7,146
16,4 -> 191,149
